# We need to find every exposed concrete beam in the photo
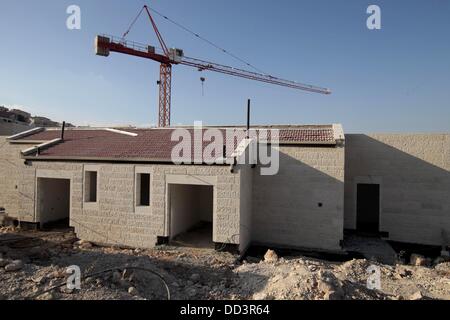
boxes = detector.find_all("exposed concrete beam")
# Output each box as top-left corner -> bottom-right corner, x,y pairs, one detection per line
21,138 -> 62,156
104,128 -> 138,137
7,127 -> 44,141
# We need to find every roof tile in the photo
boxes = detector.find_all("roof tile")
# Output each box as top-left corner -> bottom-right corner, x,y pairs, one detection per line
18,126 -> 337,161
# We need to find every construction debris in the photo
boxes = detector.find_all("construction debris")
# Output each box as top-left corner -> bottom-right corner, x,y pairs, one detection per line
4,260 -> 23,272
264,250 -> 279,263
0,258 -> 10,267
74,240 -> 93,249
409,291 -> 424,300
128,287 -> 138,296
0,227 -> 449,300
410,254 -> 428,267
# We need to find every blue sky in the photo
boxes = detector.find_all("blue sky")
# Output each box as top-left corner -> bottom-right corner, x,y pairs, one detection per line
0,0 -> 449,132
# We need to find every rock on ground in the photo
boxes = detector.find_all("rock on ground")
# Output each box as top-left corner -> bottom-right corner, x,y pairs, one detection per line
0,258 -> 11,267
128,287 -> 138,296
264,250 -> 279,263
410,254 -> 428,267
4,260 -> 23,272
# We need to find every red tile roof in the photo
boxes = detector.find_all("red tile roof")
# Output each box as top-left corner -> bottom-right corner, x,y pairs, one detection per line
14,126 -> 337,162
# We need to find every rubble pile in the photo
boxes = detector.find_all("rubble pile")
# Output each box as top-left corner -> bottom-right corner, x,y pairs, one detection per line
235,252 -> 450,300
0,227 -> 449,300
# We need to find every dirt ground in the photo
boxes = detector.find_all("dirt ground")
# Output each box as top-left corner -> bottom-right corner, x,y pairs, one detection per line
0,227 -> 449,300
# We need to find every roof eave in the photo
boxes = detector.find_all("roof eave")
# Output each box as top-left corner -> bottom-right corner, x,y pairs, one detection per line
21,155 -> 230,165
272,141 -> 337,146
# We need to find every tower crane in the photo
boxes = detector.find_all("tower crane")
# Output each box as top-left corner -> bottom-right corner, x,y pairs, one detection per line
95,5 -> 331,127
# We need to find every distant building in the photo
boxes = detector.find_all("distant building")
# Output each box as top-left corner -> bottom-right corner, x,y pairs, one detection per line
0,106 -> 33,136
9,109 -> 32,123
0,106 -> 73,136
31,116 -> 60,128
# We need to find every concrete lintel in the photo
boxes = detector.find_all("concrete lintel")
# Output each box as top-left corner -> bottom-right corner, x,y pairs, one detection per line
166,174 -> 217,186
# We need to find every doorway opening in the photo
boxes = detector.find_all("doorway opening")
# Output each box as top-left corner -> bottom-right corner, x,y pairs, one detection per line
356,183 -> 380,235
169,184 -> 214,249
37,178 -> 71,229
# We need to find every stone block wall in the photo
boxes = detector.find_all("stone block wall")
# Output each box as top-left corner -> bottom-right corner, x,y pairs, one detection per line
345,134 -> 450,246
252,145 -> 345,251
10,159 -> 242,249
0,137 -> 36,222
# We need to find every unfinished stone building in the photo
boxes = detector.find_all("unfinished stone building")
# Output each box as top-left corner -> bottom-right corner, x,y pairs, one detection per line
0,126 -> 449,253
0,125 -> 345,253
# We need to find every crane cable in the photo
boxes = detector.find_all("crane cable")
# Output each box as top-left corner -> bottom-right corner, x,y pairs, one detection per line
122,5 -> 267,75
148,6 -> 267,75
122,6 -> 145,38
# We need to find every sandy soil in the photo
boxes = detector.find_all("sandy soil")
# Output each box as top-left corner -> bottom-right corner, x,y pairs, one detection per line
0,227 -> 449,300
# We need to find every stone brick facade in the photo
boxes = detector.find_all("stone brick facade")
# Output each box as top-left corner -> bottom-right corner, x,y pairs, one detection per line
252,145 -> 345,251
20,162 -> 243,249
0,137 -> 36,222
345,134 -> 450,246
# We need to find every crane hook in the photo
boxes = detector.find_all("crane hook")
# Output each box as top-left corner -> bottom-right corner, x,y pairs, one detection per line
200,77 -> 206,96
